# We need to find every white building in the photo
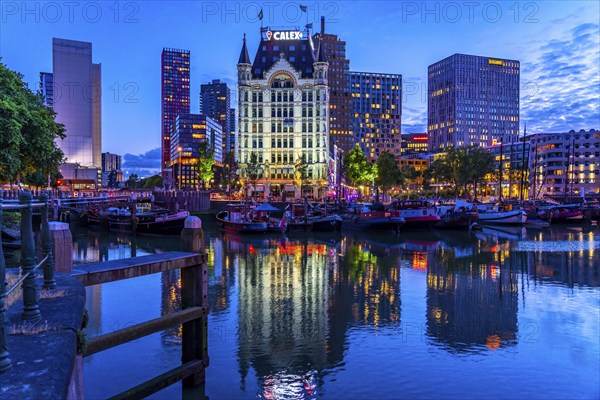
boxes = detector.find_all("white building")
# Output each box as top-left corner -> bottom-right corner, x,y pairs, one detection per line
236,28 -> 329,199
528,129 -> 600,199
52,38 -> 102,169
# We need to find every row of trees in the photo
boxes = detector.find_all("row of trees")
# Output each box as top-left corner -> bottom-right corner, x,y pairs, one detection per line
342,146 -> 420,198
341,144 -> 498,200
0,63 -> 65,187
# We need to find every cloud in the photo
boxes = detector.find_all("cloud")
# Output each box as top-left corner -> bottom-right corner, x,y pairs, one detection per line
122,147 -> 161,176
521,22 -> 600,133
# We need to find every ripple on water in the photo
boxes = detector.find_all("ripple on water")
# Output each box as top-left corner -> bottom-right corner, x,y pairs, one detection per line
258,371 -> 318,400
514,239 -> 600,252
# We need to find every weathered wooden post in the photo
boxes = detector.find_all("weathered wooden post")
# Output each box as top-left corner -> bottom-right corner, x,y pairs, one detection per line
20,191 -> 41,321
180,216 -> 208,386
0,190 -> 13,372
40,193 -> 57,289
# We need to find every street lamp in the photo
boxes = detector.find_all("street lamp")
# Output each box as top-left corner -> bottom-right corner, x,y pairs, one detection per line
177,146 -> 183,190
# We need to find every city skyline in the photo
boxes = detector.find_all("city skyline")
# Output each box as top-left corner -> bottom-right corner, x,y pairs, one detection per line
1,1 -> 598,175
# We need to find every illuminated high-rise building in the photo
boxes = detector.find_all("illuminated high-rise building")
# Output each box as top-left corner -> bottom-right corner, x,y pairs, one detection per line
313,17 -> 352,153
428,53 -> 520,152
350,71 -> 402,160
39,72 -> 54,108
52,38 -> 102,168
170,113 -> 222,189
161,48 -> 190,176
236,27 -> 329,199
200,79 -> 231,153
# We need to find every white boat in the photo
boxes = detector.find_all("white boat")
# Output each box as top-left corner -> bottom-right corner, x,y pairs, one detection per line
476,204 -> 527,225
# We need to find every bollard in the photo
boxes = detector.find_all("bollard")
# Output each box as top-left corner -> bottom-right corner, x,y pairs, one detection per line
49,222 -> 73,273
20,191 -> 41,321
180,216 -> 207,386
40,194 -> 57,289
0,190 -> 13,372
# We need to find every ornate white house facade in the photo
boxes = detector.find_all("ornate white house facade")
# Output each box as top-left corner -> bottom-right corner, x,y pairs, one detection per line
236,28 -> 329,199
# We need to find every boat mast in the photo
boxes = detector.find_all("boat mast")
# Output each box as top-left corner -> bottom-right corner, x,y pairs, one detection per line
569,137 -> 575,202
498,140 -> 504,202
519,122 -> 527,201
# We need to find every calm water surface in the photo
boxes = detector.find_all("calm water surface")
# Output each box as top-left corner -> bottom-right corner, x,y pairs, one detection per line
75,221 -> 600,399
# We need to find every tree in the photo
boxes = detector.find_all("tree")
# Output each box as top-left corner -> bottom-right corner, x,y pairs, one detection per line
375,151 -> 399,196
399,164 -> 421,192
343,145 -> 377,196
294,154 -> 309,197
0,62 -> 65,184
463,146 -> 494,200
126,173 -> 139,188
196,141 -> 214,190
143,174 -> 163,189
245,151 -> 261,199
221,151 -> 239,196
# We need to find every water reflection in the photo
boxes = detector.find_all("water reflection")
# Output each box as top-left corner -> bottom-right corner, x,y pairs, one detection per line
76,223 -> 600,399
426,245 -> 519,353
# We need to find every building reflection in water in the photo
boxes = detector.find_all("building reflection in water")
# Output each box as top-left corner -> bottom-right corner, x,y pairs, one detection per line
78,222 -> 599,397
426,231 -> 519,353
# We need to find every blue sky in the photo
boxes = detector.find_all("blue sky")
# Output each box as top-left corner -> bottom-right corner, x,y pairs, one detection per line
1,1 -> 599,176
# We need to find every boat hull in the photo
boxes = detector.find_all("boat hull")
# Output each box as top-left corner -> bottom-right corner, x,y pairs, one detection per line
434,212 -> 479,230
311,215 -> 342,232
342,216 -> 405,232
478,210 -> 527,225
216,211 -> 268,233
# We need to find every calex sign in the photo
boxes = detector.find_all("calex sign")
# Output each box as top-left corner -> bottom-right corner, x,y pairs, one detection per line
262,30 -> 304,41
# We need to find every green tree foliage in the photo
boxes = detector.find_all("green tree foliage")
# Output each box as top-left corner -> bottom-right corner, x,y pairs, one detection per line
0,62 -> 65,184
196,141 -> 215,189
143,174 -> 163,189
343,145 -> 377,192
294,154 -> 309,195
399,164 -> 421,191
221,151 -> 239,193
375,151 -> 399,194
125,173 -> 139,188
245,151 -> 261,198
424,146 -> 494,198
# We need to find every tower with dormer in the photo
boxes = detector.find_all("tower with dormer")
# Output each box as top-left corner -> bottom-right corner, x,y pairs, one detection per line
236,27 -> 329,199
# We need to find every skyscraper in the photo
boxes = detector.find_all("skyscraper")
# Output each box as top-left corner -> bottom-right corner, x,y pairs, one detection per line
313,17 -> 352,153
350,71 -> 402,160
170,113 -> 223,189
229,108 -> 236,152
39,72 -> 54,107
52,38 -> 102,168
200,79 -> 231,153
161,48 -> 191,175
428,53 -> 520,152
237,27 -> 329,199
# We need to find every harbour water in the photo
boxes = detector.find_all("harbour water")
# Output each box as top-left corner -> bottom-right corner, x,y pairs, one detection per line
75,221 -> 599,399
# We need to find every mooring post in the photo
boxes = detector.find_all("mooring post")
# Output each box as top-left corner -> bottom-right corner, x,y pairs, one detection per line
20,191 -> 41,321
0,190 -> 13,372
40,193 -> 57,289
180,216 -> 208,386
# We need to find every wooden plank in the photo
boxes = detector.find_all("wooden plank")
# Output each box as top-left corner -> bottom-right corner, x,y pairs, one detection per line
72,252 -> 205,286
107,359 -> 207,400
84,306 -> 208,356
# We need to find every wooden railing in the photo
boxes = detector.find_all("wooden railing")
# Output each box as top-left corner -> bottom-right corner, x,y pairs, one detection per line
0,190 -> 56,373
71,232 -> 208,398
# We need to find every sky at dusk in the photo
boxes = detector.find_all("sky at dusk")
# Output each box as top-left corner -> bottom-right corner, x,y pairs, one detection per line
1,1 -> 599,176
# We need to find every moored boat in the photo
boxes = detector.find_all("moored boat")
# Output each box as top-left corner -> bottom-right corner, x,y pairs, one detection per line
476,203 -> 527,225
434,200 -> 479,230
388,200 -> 441,230
216,204 -> 268,233
341,204 -> 405,232
135,210 -> 189,235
